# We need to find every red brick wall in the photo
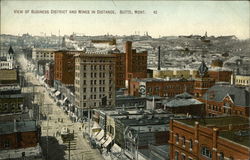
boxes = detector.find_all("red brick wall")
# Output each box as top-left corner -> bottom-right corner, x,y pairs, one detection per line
54,51 -> 75,85
169,120 -> 250,160
0,131 -> 39,150
129,79 -> 195,97
198,98 -> 249,118
208,71 -> 232,82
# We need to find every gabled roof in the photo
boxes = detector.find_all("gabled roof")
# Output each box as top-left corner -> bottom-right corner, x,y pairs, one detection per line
202,84 -> 250,107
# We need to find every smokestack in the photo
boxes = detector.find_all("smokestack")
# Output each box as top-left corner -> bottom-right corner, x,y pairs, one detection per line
157,46 -> 161,70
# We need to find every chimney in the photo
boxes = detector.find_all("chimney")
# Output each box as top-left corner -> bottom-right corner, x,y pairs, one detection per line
157,46 -> 161,70
125,41 -> 132,79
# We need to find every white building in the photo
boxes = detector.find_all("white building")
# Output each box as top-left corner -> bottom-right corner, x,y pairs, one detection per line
32,48 -> 56,61
74,51 -> 116,118
0,46 -> 15,69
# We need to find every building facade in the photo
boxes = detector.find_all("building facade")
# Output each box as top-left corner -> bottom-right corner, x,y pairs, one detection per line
129,78 -> 195,98
0,121 -> 41,150
115,41 -> 147,89
198,83 -> 250,118
44,62 -> 54,87
74,52 -> 116,118
54,50 -> 76,86
169,117 -> 250,160
0,46 -> 15,70
234,74 -> 250,86
0,85 -> 24,114
32,48 -> 55,61
163,92 -> 205,117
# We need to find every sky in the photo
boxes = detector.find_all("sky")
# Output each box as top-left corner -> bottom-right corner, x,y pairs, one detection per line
1,0 -> 249,39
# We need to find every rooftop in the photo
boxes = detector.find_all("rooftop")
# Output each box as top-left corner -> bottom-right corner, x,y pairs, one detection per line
220,129 -> 250,148
164,92 -> 203,107
132,77 -> 193,82
0,120 -> 38,135
177,116 -> 249,127
202,84 -> 250,107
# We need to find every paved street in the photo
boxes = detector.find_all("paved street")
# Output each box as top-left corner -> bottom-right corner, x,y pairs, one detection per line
18,56 -> 104,160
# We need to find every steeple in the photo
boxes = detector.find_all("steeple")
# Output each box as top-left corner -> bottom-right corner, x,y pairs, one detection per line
8,46 -> 14,55
198,60 -> 208,77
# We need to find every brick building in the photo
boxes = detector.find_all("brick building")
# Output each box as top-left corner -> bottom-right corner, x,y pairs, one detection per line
129,78 -> 195,98
163,92 -> 205,117
44,61 -> 54,87
193,61 -> 215,97
198,82 -> 250,118
208,70 -> 232,83
0,120 -> 40,150
115,41 -> 147,89
169,116 -> 250,160
54,50 -> 77,90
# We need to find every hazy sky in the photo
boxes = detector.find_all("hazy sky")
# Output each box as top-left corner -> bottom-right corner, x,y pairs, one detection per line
1,0 -> 249,39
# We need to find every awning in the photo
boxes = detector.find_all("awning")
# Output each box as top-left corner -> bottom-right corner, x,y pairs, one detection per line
59,100 -> 64,105
55,91 -> 61,96
63,97 -> 68,103
111,144 -> 122,153
51,88 -> 56,93
96,130 -> 104,141
100,136 -> 107,144
103,136 -> 113,148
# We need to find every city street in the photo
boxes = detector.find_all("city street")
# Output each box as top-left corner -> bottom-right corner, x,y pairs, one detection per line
18,56 -> 104,160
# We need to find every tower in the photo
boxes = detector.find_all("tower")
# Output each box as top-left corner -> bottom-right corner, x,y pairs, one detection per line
194,61 -> 215,97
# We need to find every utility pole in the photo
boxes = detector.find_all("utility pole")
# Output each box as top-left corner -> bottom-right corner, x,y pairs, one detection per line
68,140 -> 70,160
88,108 -> 90,136
46,103 -> 49,160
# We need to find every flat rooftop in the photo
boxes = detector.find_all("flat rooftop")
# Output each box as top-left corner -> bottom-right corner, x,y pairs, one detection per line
220,129 -> 250,148
177,116 -> 249,127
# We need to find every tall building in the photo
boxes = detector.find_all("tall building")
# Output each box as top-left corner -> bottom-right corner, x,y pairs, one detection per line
54,50 -> 76,89
115,41 -> 147,89
193,61 -> 215,97
74,52 -> 116,118
31,48 -> 55,61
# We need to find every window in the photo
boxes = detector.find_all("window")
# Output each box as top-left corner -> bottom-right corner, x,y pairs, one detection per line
181,154 -> 186,160
189,139 -> 193,150
182,136 -> 186,146
219,152 -> 224,160
175,151 -> 179,160
201,146 -> 212,159
155,87 -> 159,92
175,134 -> 179,144
4,140 -> 10,148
